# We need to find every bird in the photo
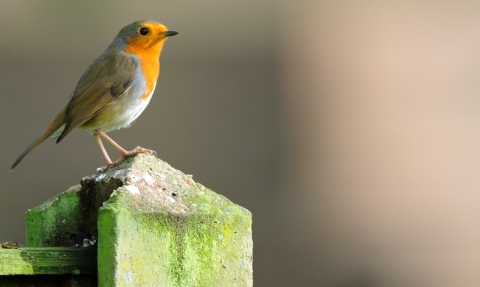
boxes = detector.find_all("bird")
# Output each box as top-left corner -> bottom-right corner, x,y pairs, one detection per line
10,20 -> 178,170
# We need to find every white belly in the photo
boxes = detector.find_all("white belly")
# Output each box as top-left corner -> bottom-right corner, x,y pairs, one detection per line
79,82 -> 156,133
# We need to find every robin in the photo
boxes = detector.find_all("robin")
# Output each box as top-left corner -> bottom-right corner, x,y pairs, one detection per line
11,20 -> 178,170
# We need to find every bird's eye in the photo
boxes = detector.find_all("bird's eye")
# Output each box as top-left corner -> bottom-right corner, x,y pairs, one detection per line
139,27 -> 149,36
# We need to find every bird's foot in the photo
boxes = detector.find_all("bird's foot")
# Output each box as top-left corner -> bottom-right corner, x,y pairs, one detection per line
113,146 -> 157,165
123,146 -> 157,158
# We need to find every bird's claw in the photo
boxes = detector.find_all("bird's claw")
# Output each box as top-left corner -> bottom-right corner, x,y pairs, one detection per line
127,146 -> 157,157
111,146 -> 157,165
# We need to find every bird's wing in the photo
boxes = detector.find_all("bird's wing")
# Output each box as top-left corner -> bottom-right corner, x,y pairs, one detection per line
56,52 -> 137,143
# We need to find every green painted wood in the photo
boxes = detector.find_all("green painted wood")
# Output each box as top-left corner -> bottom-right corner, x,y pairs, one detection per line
0,246 -> 96,275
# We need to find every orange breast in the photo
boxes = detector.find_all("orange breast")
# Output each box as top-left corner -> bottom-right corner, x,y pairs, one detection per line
125,40 -> 165,100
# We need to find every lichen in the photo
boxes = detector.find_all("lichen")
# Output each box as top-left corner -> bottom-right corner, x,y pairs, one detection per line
25,154 -> 252,286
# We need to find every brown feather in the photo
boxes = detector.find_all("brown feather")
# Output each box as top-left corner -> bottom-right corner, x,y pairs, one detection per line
10,106 -> 67,170
11,20 -> 177,169
56,52 -> 136,143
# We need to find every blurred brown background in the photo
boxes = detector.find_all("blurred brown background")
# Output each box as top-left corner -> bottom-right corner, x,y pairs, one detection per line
2,1 -> 480,286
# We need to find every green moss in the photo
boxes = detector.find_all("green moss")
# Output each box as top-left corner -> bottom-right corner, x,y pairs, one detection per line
98,188 -> 252,286
0,247 -> 95,275
23,154 -> 252,286
26,185 -> 84,247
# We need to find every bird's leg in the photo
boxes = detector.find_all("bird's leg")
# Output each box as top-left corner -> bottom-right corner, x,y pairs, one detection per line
97,131 -> 156,163
93,132 -> 112,165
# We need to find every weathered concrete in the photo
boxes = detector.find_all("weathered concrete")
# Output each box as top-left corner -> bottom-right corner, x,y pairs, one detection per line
24,154 -> 253,286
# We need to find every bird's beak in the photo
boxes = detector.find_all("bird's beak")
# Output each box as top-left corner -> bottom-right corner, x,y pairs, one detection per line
163,30 -> 179,37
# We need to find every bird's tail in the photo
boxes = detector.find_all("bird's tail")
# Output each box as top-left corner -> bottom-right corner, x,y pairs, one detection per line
11,107 -> 67,170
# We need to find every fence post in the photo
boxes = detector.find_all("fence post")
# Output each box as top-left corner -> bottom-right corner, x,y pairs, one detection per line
19,154 -> 253,286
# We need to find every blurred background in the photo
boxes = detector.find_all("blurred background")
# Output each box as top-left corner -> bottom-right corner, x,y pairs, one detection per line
2,1 -> 480,286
